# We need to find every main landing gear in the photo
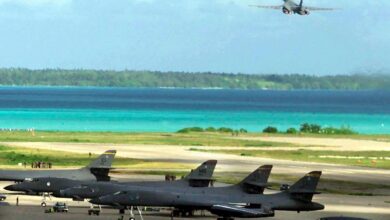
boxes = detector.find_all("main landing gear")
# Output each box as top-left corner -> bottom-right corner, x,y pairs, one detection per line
171,208 -> 194,217
217,217 -> 234,220
40,192 -> 51,207
118,206 -> 143,220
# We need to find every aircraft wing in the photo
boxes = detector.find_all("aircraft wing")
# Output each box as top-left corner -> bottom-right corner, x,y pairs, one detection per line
249,5 -> 283,10
305,6 -> 336,11
210,204 -> 274,218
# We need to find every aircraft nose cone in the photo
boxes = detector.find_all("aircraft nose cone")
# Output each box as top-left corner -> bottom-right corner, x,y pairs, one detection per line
4,184 -> 16,191
312,202 -> 325,210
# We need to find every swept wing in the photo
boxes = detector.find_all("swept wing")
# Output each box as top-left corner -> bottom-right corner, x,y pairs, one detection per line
249,5 -> 283,10
305,6 -> 336,11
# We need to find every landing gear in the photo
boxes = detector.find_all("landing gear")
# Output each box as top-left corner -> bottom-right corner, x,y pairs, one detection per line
217,217 -> 234,220
40,192 -> 51,207
118,206 -> 143,220
171,209 -> 194,217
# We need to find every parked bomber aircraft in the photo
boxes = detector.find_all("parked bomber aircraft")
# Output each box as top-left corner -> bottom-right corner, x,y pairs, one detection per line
4,160 -> 218,197
0,150 -> 116,182
250,0 -> 336,15
61,164 -> 272,200
91,171 -> 323,220
4,160 -> 218,215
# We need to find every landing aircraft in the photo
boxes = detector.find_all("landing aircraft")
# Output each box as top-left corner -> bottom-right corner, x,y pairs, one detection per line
91,171 -> 323,220
0,150 -> 116,182
250,0 -> 336,15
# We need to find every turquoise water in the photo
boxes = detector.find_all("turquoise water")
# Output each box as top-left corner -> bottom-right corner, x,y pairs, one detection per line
0,109 -> 389,134
0,87 -> 389,134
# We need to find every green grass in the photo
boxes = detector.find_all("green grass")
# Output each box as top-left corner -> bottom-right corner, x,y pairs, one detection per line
0,145 -> 143,167
191,148 -> 390,169
0,130 -> 295,147
2,130 -> 390,145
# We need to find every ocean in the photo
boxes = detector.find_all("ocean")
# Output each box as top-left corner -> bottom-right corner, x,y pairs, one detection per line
0,87 -> 389,134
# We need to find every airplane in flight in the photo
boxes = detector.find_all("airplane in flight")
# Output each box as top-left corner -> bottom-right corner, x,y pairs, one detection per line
0,150 -> 116,182
250,0 -> 336,15
91,171 -> 323,220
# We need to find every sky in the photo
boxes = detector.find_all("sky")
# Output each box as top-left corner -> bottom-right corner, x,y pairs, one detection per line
0,0 -> 389,75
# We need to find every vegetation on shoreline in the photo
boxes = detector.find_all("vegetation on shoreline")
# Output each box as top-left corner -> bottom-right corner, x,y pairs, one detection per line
1,68 -> 390,90
262,123 -> 356,135
177,127 -> 247,134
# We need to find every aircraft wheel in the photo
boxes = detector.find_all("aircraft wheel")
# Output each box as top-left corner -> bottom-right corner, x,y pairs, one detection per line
129,217 -> 135,220
172,210 -> 180,217
41,202 -> 47,207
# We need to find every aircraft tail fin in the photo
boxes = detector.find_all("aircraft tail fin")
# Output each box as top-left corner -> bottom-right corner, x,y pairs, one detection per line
288,171 -> 322,202
238,165 -> 273,194
184,160 -> 217,187
87,150 -> 117,169
86,150 -> 116,181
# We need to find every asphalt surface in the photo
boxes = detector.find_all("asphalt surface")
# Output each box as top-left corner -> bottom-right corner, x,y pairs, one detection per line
1,204 -> 389,220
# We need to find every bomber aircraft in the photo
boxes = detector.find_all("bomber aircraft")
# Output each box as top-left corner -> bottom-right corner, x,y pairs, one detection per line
0,150 -> 116,182
250,0 -> 336,15
4,160 -> 218,196
60,164 -> 272,199
5,160 -> 218,215
75,165 -> 272,218
91,171 -> 323,220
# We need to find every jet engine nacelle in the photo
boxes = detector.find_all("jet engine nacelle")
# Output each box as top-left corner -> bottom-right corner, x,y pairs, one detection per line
298,10 -> 310,15
282,7 -> 291,14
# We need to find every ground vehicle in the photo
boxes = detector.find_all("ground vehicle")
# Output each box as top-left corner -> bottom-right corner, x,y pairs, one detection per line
53,202 -> 69,213
88,206 -> 101,216
280,184 -> 290,191
0,194 -> 6,201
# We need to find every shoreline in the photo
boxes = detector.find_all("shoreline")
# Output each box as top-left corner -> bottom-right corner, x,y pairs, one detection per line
0,85 -> 390,91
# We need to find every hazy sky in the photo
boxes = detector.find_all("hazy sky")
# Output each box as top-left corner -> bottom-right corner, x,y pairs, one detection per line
0,0 -> 389,75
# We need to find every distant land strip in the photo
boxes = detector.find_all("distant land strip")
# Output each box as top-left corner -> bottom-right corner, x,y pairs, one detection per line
0,68 -> 390,90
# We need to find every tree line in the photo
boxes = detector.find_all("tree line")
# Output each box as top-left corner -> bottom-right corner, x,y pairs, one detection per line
1,68 -> 390,90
